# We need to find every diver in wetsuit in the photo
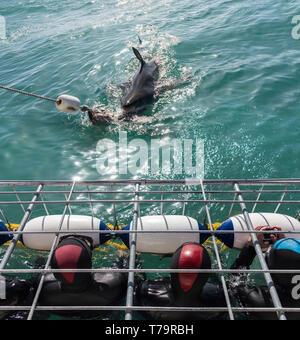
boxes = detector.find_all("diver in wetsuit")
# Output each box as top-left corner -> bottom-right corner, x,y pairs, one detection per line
0,278 -> 32,319
37,235 -> 128,317
135,242 -> 227,320
0,236 -> 128,319
0,256 -> 45,320
230,227 -> 300,320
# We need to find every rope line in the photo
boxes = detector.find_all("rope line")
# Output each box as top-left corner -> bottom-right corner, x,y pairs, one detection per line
0,85 -> 57,103
0,84 -> 93,113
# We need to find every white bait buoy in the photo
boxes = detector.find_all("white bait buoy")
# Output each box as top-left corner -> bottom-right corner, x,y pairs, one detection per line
56,94 -> 81,113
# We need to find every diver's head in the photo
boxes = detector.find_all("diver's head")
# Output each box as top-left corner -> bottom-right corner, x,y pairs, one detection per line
266,238 -> 300,290
51,235 -> 93,292
170,243 -> 211,305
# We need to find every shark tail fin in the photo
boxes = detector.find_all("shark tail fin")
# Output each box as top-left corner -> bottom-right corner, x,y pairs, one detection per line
132,47 -> 145,69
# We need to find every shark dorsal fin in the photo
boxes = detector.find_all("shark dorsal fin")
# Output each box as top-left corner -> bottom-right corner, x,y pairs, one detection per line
132,47 -> 145,71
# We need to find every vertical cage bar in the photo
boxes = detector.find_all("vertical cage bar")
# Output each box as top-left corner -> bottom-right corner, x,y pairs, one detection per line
233,182 -> 287,321
112,185 -> 118,228
12,185 -> 26,214
251,184 -> 264,213
40,193 -> 50,216
182,184 -> 188,216
125,183 -> 140,320
200,180 -> 235,320
274,186 -> 288,214
86,185 -> 95,231
0,184 -> 44,271
63,186 -> 72,215
228,193 -> 237,218
87,185 -> 95,220
27,181 -> 77,320
160,186 -> 164,215
0,207 -> 10,226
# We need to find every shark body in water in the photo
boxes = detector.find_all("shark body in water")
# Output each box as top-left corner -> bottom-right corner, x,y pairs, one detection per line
86,47 -> 191,125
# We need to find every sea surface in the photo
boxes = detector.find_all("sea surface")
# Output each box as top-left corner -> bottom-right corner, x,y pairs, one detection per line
0,0 -> 300,320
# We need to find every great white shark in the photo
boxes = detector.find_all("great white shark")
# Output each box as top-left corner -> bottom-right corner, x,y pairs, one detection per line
87,47 -> 191,125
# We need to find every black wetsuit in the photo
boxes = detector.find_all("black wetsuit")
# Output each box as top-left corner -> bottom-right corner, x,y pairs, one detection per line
0,270 -> 127,320
231,244 -> 300,320
0,278 -> 34,320
39,271 -> 127,308
36,266 -> 128,319
135,277 -> 227,320
1,256 -> 128,320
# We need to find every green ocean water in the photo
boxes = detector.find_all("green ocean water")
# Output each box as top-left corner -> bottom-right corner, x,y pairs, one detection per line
0,0 -> 300,319
1,0 -> 300,182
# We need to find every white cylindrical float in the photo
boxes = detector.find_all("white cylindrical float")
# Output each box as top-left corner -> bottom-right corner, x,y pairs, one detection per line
22,215 -> 112,251
56,94 -> 81,113
216,213 -> 300,249
119,215 -> 208,254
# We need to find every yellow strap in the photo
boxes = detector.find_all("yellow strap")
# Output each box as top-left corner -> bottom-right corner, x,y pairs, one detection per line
104,224 -> 128,250
203,223 -> 228,252
6,224 -> 19,231
98,240 -> 128,251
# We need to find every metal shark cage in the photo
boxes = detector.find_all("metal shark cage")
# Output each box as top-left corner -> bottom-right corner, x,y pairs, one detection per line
1,179 -> 300,320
